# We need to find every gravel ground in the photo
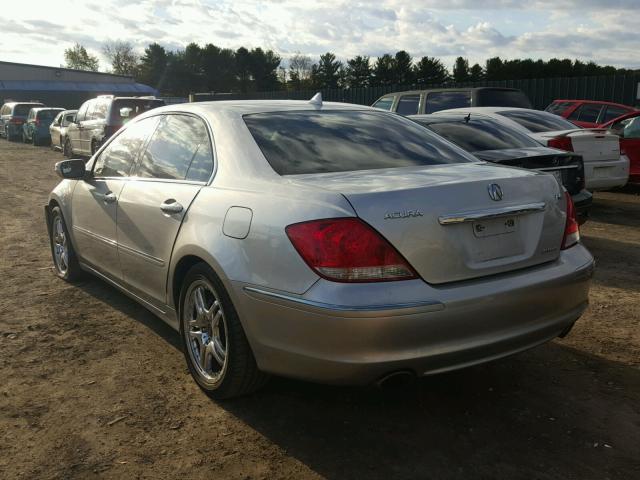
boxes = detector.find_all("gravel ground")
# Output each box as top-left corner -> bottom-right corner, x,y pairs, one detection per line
0,139 -> 639,480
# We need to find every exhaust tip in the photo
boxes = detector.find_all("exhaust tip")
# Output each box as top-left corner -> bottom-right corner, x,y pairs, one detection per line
375,370 -> 416,389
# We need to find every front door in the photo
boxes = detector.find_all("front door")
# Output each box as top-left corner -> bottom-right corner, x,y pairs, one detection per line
70,116 -> 160,280
116,113 -> 215,306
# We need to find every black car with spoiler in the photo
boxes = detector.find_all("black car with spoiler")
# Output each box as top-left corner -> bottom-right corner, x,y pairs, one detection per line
409,113 -> 592,223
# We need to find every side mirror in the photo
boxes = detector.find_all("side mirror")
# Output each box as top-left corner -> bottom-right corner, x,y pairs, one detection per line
55,159 -> 87,180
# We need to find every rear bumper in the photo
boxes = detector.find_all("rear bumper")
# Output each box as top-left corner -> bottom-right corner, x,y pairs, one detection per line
572,189 -> 592,224
585,156 -> 629,190
233,245 -> 594,385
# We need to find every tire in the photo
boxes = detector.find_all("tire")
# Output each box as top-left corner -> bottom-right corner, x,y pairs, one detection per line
179,263 -> 268,399
49,206 -> 82,281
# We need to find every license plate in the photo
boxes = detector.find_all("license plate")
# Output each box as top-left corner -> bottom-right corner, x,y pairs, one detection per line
594,166 -> 615,178
472,217 -> 517,237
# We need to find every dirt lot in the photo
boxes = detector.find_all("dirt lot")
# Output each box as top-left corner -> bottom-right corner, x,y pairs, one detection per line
0,139 -> 639,480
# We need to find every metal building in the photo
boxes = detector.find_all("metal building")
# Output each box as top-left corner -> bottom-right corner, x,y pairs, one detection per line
0,61 -> 157,109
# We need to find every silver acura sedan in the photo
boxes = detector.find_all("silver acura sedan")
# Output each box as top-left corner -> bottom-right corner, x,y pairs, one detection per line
46,98 -> 594,398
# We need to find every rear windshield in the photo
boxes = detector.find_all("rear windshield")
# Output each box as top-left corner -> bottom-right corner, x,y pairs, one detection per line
110,99 -> 164,124
243,110 -> 476,175
416,117 -> 539,152
477,89 -> 532,108
37,110 -> 62,121
14,104 -> 43,116
499,109 -> 577,133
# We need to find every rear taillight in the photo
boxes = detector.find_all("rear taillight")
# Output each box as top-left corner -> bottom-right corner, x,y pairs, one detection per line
9,118 -> 23,125
548,136 -> 573,152
285,218 -> 417,282
561,191 -> 580,250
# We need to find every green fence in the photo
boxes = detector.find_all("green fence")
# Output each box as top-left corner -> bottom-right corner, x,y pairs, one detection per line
191,74 -> 640,110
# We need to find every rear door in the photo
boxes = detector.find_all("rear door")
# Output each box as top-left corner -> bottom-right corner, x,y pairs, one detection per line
71,116 -> 160,280
116,113 -> 214,306
69,101 -> 89,153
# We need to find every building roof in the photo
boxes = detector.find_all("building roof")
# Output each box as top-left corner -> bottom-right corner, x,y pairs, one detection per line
0,60 -> 134,80
0,80 -> 156,95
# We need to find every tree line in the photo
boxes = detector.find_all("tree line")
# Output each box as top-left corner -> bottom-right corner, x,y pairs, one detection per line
64,42 -> 637,96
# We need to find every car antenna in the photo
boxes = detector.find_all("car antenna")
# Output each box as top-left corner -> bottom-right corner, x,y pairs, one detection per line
464,113 -> 471,123
309,92 -> 323,108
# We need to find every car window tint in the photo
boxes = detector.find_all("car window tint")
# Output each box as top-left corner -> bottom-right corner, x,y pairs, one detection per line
396,95 -> 420,115
372,97 -> 394,111
477,90 -> 532,108
426,92 -> 471,114
498,110 -> 577,132
135,114 -> 212,181
545,102 -> 573,115
93,117 -> 159,178
574,104 -> 602,123
243,110 -> 477,176
417,118 -> 539,152
601,106 -> 629,123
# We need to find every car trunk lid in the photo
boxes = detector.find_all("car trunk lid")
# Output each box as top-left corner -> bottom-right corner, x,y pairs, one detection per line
289,163 -> 566,284
531,129 -> 620,164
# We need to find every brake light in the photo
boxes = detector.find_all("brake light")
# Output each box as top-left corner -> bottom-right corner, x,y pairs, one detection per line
548,136 -> 573,152
561,191 -> 580,250
285,218 -> 417,282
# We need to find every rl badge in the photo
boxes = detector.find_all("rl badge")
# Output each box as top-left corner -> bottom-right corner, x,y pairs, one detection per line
384,210 -> 424,220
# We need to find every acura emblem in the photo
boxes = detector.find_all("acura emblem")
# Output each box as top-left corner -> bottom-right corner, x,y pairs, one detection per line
488,183 -> 503,201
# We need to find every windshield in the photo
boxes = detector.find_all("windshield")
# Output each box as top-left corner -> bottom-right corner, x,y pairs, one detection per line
243,110 -> 477,175
416,117 -> 540,152
14,104 -> 43,116
478,90 -> 532,108
499,109 -> 578,133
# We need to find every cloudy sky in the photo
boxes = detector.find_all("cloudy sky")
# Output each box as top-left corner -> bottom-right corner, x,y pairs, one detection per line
1,0 -> 639,70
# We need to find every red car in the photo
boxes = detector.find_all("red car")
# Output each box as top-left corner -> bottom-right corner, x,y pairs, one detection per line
546,100 -> 637,128
602,111 -> 640,184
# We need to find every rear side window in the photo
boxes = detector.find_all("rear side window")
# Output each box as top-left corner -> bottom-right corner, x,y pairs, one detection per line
372,97 -> 394,111
93,99 -> 109,120
477,89 -> 532,108
417,118 -> 539,152
426,92 -> 470,114
110,99 -> 165,125
568,103 -> 602,123
135,114 -> 213,182
93,116 -> 159,178
243,110 -> 477,176
499,110 -> 577,132
601,106 -> 630,123
545,101 -> 574,115
396,95 -> 420,115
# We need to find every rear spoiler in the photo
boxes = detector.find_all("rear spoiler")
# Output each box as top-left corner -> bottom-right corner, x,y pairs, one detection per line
551,128 -> 613,137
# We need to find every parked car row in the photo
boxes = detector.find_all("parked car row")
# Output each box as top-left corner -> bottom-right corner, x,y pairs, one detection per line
1,95 -> 165,155
47,95 -> 594,398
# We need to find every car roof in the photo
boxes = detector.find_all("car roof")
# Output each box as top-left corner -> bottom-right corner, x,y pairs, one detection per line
552,99 -> 636,109
436,106 -> 536,114
148,100 -> 376,116
378,87 -> 523,97
32,107 -> 64,112
409,113 -> 495,124
3,102 -> 44,107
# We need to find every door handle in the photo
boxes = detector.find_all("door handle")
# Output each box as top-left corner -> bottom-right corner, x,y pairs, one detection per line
103,192 -> 117,204
160,199 -> 183,214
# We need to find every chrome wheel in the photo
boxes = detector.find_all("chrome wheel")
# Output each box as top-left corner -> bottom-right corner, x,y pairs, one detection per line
183,280 -> 228,384
52,216 -> 69,275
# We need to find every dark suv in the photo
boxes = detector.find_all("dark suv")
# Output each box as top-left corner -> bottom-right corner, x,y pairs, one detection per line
372,87 -> 532,115
65,95 -> 165,157
0,101 -> 45,140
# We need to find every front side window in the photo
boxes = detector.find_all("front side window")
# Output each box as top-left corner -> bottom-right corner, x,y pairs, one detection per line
372,97 -> 394,111
135,114 -> 213,182
614,116 -> 640,139
93,116 -> 159,178
243,110 -> 477,176
568,103 -> 602,123
416,118 -> 539,152
426,92 -> 471,114
52,112 -> 63,125
93,100 -> 109,120
396,95 -> 420,115
84,100 -> 97,121
62,113 -> 75,127
499,109 -> 578,132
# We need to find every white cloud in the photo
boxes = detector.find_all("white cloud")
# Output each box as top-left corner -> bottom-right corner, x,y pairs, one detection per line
0,0 -> 638,70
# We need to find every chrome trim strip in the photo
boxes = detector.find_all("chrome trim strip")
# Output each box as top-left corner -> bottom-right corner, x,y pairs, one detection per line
73,225 -> 117,247
117,243 -> 165,266
536,166 -> 578,171
438,202 -> 546,225
243,286 -> 444,313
